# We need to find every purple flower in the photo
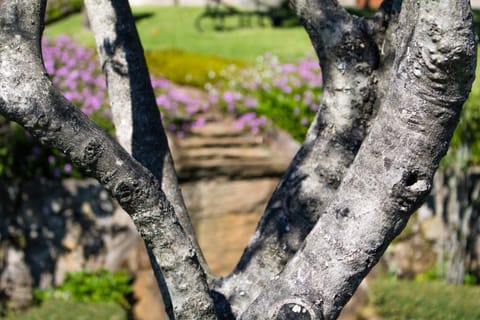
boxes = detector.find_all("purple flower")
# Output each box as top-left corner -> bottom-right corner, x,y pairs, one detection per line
191,117 -> 207,129
64,163 -> 73,173
156,95 -> 172,109
234,112 -> 257,129
282,64 -> 296,73
208,94 -> 219,104
244,96 -> 258,108
223,91 -> 235,104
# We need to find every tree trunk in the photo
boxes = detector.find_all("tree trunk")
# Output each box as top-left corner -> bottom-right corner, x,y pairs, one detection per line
432,164 -> 480,284
0,0 -> 476,319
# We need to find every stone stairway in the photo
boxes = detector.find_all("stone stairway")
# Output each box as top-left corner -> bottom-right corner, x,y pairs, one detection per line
171,116 -> 299,181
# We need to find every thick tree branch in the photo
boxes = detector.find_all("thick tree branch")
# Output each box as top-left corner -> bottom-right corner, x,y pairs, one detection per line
0,1 -> 216,319
240,0 -> 476,318
213,0 -> 380,315
368,0 -> 403,102
83,0 -> 207,274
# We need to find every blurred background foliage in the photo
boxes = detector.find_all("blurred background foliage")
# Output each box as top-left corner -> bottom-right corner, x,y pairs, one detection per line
369,278 -> 480,320
1,1 -> 480,319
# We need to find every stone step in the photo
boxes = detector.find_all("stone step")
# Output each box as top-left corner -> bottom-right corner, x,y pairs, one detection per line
178,146 -> 272,160
179,136 -> 264,148
189,120 -> 245,137
176,158 -> 287,180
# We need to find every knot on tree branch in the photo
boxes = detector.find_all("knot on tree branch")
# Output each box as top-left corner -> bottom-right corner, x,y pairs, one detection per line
115,179 -> 143,204
269,298 -> 320,320
82,138 -> 104,165
398,0 -> 477,105
390,169 -> 431,214
332,23 -> 379,71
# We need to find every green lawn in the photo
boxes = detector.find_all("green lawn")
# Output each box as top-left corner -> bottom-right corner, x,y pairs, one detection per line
2,300 -> 126,320
44,6 -> 313,63
369,278 -> 480,320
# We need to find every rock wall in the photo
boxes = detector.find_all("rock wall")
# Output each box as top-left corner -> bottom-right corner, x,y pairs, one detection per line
0,179 -> 135,308
0,117 -> 299,318
171,117 -> 299,274
4,113 -> 477,318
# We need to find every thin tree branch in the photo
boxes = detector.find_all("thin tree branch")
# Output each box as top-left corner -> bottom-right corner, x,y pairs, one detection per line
83,0 -> 207,273
213,0 -> 381,315
0,1 -> 216,318
240,0 -> 476,318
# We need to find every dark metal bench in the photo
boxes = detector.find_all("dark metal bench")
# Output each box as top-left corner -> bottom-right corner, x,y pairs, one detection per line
195,0 -> 285,31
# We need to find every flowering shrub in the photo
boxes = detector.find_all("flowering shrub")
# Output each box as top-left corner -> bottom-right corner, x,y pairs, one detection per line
43,36 -> 112,131
0,36 -> 211,182
211,53 -> 323,141
0,118 -> 78,183
1,36 -> 324,182
43,36 -> 211,135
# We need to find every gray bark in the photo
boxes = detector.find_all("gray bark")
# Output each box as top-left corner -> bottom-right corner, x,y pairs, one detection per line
82,1 -> 209,311
238,0 -> 475,318
213,2 -> 380,314
0,0 -> 476,319
82,0 -> 203,267
213,0 -> 476,317
0,1 -> 215,319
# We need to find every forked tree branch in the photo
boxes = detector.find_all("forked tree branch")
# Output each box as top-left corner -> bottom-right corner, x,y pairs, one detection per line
83,0 -> 207,273
240,0 -> 476,318
0,1 -> 215,319
0,0 -> 476,319
213,0 -> 381,314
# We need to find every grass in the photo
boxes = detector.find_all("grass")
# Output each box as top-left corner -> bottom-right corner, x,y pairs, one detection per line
369,278 -> 480,320
2,300 -> 127,320
44,6 -> 313,63
144,49 -> 245,86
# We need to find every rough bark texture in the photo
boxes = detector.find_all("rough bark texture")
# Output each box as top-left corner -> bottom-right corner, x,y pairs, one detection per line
238,0 -> 476,318
0,1 -> 215,319
213,2 -> 380,314
0,0 -> 476,319
83,0 -> 206,270
214,0 -> 476,317
83,0 -> 208,314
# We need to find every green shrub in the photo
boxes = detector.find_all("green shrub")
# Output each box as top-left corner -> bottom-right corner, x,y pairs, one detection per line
447,91 -> 480,167
4,300 -> 126,320
370,278 -> 480,320
414,264 -> 442,282
145,49 -> 245,88
45,0 -> 83,24
34,270 -> 132,308
213,54 -> 322,140
464,272 -> 480,285
0,118 -> 82,182
442,50 -> 480,168
473,9 -> 480,36
254,88 -> 317,141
